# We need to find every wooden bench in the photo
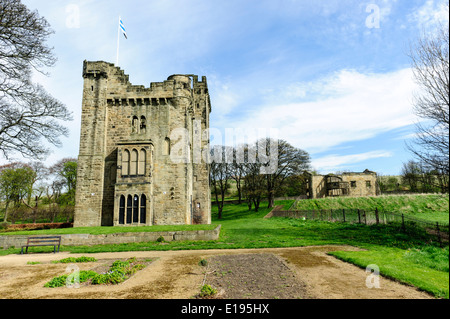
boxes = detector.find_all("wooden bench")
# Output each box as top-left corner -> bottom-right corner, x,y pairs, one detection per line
21,236 -> 62,254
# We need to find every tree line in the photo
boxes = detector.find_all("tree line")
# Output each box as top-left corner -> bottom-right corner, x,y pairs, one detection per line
400,160 -> 448,193
210,138 -> 311,218
378,160 -> 448,194
0,158 -> 77,223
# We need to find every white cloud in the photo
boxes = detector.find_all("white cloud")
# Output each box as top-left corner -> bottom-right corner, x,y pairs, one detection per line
408,0 -> 449,29
311,150 -> 393,173
229,68 -> 419,154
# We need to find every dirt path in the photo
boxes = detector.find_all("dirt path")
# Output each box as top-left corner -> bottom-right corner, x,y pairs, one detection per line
0,245 -> 433,299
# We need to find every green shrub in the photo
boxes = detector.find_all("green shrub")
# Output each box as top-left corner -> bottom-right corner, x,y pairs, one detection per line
44,270 -> 97,288
91,271 -> 125,285
52,256 -> 97,264
156,236 -> 166,243
45,257 -> 147,287
199,284 -> 217,297
198,259 -> 208,267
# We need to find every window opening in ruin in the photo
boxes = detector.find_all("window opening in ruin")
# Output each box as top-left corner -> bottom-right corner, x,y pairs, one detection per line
138,149 -> 146,175
140,116 -> 146,133
126,195 -> 132,224
164,137 -> 170,155
366,181 -> 371,187
132,116 -> 139,133
119,195 -> 125,225
122,150 -> 130,176
351,181 -> 356,187
140,195 -> 146,224
130,149 -> 138,175
133,195 -> 139,223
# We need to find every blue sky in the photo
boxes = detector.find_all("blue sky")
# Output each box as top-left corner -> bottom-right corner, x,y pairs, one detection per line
8,0 -> 449,175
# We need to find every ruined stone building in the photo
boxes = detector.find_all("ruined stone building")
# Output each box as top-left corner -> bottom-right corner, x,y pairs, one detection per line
74,61 -> 211,227
306,169 -> 380,199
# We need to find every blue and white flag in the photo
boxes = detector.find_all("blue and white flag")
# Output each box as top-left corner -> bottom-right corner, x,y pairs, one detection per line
119,18 -> 127,39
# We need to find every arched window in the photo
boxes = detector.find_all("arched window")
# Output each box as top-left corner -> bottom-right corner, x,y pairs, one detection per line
138,149 -> 146,175
132,116 -> 139,133
126,195 -> 132,224
133,195 -> 139,223
164,137 -> 170,155
130,149 -> 138,175
140,116 -> 146,134
140,195 -> 146,224
122,150 -> 130,176
119,195 -> 125,225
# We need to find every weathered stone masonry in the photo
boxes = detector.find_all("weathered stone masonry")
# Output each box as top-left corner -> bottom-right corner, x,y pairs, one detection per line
74,61 -> 211,227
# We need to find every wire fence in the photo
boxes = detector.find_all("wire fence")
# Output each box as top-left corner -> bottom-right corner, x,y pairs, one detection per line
271,206 -> 449,246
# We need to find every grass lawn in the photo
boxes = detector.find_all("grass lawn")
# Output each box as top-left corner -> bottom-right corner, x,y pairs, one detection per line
330,246 -> 449,299
0,224 -> 216,236
0,197 -> 448,298
294,194 -> 449,224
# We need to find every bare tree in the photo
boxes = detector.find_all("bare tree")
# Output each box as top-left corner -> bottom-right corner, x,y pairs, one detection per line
407,18 -> 449,175
263,138 -> 311,208
401,160 -> 421,192
210,146 -> 232,219
242,161 -> 266,212
230,144 -> 248,204
0,0 -> 72,159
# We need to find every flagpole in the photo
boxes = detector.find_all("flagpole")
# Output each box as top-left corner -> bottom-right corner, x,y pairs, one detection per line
115,16 -> 121,66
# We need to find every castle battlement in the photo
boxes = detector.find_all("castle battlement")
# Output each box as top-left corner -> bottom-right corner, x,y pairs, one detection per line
83,60 -> 208,96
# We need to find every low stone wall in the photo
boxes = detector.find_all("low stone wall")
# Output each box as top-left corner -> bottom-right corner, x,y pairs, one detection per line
0,225 -> 221,249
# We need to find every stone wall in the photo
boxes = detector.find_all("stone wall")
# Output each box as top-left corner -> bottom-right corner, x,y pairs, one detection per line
0,225 -> 221,249
307,170 -> 379,199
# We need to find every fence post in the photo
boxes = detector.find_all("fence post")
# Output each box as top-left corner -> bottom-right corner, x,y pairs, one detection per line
358,209 -> 361,224
343,209 -> 346,223
401,214 -> 405,232
375,208 -> 379,225
436,222 -> 442,248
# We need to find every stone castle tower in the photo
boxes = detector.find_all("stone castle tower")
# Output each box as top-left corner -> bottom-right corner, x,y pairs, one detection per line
74,61 -> 211,227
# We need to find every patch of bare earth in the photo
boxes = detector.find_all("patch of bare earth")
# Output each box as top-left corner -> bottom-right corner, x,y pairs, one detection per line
0,246 -> 435,299
202,253 -> 309,299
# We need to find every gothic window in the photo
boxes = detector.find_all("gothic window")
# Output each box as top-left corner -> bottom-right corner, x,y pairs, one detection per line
164,137 -> 170,155
140,195 -> 146,224
140,116 -> 146,133
122,150 -> 130,176
119,195 -> 125,225
126,195 -> 132,224
133,195 -> 139,223
138,149 -> 146,175
130,149 -> 138,175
